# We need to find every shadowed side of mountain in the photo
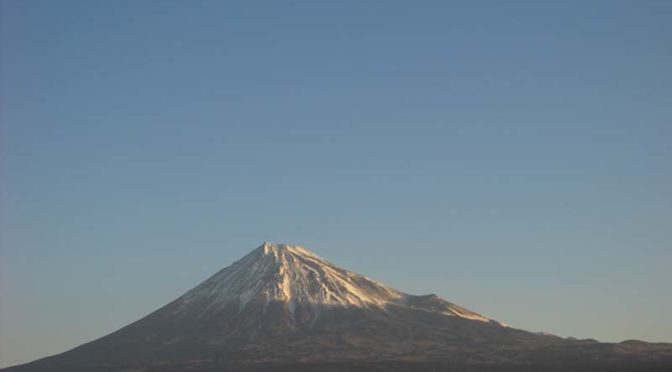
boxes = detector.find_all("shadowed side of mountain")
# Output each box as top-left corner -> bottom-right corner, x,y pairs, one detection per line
228,361 -> 672,372
6,358 -> 672,372
4,300 -> 672,372
0,300 -> 529,371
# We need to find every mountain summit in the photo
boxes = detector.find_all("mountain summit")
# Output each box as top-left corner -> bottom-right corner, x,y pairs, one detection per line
179,242 -> 405,309
4,243 -> 671,372
174,242 -> 499,326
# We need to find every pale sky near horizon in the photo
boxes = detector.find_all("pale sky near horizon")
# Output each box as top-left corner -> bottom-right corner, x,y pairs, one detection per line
1,0 -> 671,368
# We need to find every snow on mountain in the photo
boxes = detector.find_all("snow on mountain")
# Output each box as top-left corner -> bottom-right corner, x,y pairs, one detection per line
173,242 -> 500,325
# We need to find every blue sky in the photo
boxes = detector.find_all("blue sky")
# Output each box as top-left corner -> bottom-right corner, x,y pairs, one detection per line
1,0 -> 671,367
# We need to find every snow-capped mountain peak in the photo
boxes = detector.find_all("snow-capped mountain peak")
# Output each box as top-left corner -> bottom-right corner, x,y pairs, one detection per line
176,242 -> 403,311
172,242 -> 500,325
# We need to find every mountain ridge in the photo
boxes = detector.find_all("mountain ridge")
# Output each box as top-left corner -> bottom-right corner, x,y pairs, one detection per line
3,242 -> 671,372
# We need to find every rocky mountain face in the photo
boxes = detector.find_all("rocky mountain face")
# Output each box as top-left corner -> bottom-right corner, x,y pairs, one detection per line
4,243 -> 672,371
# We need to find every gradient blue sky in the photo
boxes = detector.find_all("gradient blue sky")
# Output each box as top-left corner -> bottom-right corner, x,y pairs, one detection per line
1,0 -> 671,367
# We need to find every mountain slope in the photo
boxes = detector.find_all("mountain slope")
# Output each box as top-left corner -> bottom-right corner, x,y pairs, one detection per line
3,242 -> 672,372
172,242 -> 502,325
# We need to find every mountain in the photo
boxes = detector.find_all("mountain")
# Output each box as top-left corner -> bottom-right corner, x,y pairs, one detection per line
3,242 -> 672,371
